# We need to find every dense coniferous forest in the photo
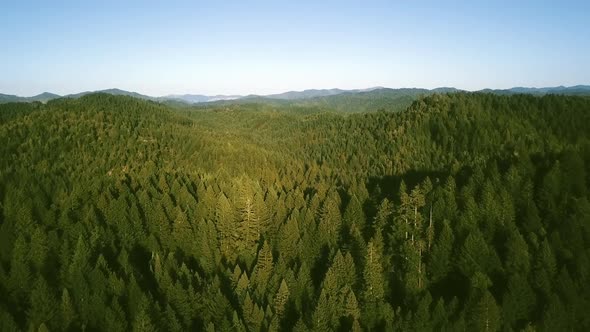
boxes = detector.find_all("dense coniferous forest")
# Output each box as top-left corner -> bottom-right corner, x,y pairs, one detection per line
1,92 -> 590,331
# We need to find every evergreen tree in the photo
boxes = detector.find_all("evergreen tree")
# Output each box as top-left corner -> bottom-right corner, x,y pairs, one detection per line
317,191 -> 343,249
215,193 -> 237,261
27,277 -> 57,330
252,240 -> 274,298
468,290 -> 501,332
363,239 -> 385,303
274,279 -> 290,318
8,235 -> 31,306
60,288 -> 76,331
429,220 -> 454,284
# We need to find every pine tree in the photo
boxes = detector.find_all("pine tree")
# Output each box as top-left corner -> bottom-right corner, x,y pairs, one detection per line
196,219 -> 221,275
312,291 -> 332,332
436,176 -> 458,222
411,292 -> 433,331
274,279 -> 290,318
231,264 -> 242,288
153,200 -> 172,250
502,275 -> 535,328
533,239 -> 557,298
215,193 -> 237,261
429,220 -> 454,284
252,240 -> 274,297
236,271 -> 250,299
432,298 -> 448,330
317,191 -> 342,249
27,277 -> 57,330
343,194 -> 366,233
30,228 -> 48,273
164,304 -> 182,332
237,182 -> 263,256
397,181 -> 412,242
504,225 -> 530,275
278,214 -> 300,264
363,239 -> 385,302
326,250 -> 356,293
374,198 -> 392,237
409,185 -> 426,246
344,289 -> 361,320
150,252 -> 163,282
293,318 -> 310,332
468,290 -> 501,332
61,288 -> 76,330
171,206 -> 192,253
458,230 -> 489,278
8,235 -> 31,305
231,310 -> 247,332
253,188 -> 272,237
242,292 -> 264,332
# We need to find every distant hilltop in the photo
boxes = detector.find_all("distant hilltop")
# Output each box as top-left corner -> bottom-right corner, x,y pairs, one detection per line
1,85 -> 589,104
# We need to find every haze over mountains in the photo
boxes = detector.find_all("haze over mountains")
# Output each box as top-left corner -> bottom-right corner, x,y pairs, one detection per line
1,85 -> 590,105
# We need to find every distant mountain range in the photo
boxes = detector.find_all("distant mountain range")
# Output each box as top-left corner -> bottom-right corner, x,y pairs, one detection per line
0,92 -> 60,103
65,88 -> 155,100
479,85 -> 590,96
1,85 -> 589,105
252,87 -> 385,100
163,94 -> 242,103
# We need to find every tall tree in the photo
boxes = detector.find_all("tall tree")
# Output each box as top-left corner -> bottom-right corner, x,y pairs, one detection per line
468,290 -> 501,332
215,193 -> 237,261
27,277 -> 57,330
363,239 -> 385,303
274,279 -> 290,319
251,240 -> 274,298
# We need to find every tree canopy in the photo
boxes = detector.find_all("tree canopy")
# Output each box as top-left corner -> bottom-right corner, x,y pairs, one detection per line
1,92 -> 589,331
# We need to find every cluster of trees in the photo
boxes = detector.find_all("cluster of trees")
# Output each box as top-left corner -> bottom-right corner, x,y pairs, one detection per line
203,87 -> 430,113
0,92 -> 589,331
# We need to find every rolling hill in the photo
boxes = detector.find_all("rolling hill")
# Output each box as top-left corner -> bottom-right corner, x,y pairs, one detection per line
2,85 -> 589,106
0,92 -> 589,330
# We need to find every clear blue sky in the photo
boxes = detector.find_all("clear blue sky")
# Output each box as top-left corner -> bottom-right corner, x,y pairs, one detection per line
1,0 -> 589,96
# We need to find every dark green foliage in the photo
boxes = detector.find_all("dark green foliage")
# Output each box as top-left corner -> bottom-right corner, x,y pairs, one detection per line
1,92 -> 589,330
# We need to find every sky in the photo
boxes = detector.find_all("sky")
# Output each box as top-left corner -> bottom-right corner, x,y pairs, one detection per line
1,0 -> 589,96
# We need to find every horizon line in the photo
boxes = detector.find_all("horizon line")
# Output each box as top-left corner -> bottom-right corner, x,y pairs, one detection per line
3,84 -> 590,99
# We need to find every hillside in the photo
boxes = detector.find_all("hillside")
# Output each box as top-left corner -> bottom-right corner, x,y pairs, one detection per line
2,85 -> 589,106
64,88 -> 156,100
203,88 -> 446,113
482,85 -> 590,95
0,92 -> 61,103
0,93 -> 589,331
291,88 -> 435,112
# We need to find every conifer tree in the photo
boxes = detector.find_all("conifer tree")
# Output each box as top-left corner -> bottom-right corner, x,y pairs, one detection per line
312,291 -> 332,332
274,279 -> 290,318
252,240 -> 274,298
429,220 -> 454,284
343,194 -> 366,232
8,235 -> 31,305
27,277 -> 57,330
278,214 -> 300,264
317,191 -> 342,249
363,239 -> 385,303
215,193 -> 237,261
61,288 -> 76,330
468,290 -> 501,332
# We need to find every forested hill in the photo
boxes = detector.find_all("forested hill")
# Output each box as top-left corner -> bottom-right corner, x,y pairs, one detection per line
2,85 -> 588,107
1,92 -> 589,331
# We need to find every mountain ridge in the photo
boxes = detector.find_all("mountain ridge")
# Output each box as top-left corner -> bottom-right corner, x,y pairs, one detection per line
1,85 -> 589,105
